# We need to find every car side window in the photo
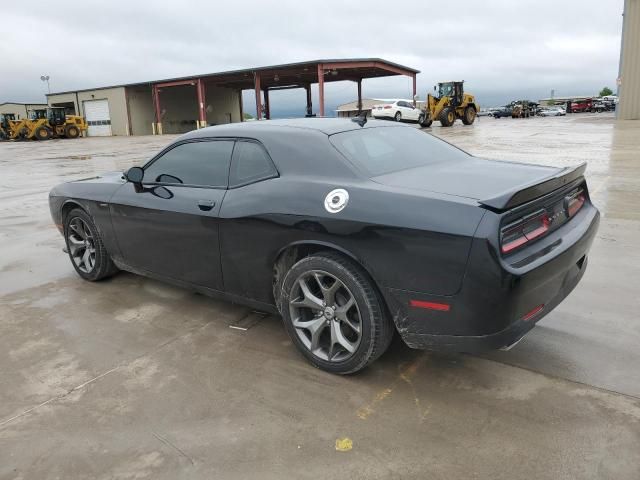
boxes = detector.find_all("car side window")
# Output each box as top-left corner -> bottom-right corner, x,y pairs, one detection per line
229,140 -> 277,187
144,140 -> 234,188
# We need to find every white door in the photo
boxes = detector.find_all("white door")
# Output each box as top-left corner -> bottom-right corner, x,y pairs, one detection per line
83,99 -> 112,136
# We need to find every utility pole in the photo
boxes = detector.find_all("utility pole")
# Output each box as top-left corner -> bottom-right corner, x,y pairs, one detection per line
40,75 -> 50,95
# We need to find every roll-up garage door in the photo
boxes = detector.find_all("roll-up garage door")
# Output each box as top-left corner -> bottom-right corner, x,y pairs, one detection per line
83,99 -> 112,136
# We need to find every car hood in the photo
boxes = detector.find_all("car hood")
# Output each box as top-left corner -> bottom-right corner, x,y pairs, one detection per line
371,157 -> 562,203
50,171 -> 126,203
71,171 -> 125,184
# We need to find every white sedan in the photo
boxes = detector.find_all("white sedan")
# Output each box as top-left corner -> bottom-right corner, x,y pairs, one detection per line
371,100 -> 425,123
539,107 -> 566,117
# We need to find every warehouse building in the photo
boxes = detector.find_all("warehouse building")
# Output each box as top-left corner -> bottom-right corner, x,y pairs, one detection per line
0,102 -> 48,119
45,58 -> 419,136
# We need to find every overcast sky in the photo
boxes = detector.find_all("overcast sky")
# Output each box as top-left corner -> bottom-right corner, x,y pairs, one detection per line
1,0 -> 624,113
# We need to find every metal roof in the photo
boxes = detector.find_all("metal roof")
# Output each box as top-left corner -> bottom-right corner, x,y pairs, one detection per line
0,102 -> 47,106
47,58 -> 420,96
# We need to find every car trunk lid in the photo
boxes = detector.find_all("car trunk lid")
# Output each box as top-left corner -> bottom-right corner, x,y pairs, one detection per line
372,157 -> 579,210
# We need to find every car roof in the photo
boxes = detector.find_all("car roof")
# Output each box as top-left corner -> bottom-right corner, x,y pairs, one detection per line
184,117 -> 407,138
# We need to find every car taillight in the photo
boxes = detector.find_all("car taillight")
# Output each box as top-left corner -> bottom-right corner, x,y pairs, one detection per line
383,105 -> 392,109
501,210 -> 550,254
522,304 -> 544,321
566,190 -> 585,217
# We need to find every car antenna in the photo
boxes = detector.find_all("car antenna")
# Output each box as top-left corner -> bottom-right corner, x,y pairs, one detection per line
351,111 -> 367,127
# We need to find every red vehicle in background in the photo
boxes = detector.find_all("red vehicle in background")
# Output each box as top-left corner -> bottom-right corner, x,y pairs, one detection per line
567,99 -> 593,113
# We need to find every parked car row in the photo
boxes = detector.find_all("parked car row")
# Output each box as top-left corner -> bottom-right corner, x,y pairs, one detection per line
371,94 -> 615,127
482,105 -> 575,118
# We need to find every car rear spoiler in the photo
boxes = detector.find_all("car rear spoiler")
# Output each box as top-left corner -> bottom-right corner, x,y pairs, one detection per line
479,162 -> 587,211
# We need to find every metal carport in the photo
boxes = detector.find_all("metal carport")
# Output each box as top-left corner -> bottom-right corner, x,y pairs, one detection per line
150,58 -> 419,133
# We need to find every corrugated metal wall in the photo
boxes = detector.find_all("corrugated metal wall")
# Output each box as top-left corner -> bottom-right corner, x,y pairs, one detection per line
619,0 -> 640,119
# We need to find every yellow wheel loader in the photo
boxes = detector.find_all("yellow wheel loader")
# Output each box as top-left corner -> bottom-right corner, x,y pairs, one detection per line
25,107 -> 87,140
0,114 -> 31,140
419,81 -> 478,128
0,114 -> 14,140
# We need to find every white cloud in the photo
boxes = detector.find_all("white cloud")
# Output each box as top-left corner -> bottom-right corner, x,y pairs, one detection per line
1,0 -> 624,109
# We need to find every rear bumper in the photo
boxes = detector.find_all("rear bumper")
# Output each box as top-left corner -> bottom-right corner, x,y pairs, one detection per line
399,255 -> 588,352
371,110 -> 394,120
385,203 -> 599,352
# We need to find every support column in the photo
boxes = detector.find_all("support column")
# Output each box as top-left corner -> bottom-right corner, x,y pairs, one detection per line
412,74 -> 417,107
305,84 -> 312,116
264,88 -> 270,120
317,63 -> 325,117
254,72 -> 262,120
357,79 -> 362,113
152,84 -> 163,135
238,90 -> 244,122
196,78 -> 206,128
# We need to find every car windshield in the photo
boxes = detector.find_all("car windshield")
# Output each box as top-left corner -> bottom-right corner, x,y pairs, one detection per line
329,126 -> 470,177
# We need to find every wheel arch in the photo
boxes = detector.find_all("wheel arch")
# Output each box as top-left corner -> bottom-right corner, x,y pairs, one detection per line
60,199 -> 87,225
272,240 -> 390,315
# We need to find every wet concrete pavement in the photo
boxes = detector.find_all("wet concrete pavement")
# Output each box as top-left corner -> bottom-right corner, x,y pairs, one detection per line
1,114 -> 639,479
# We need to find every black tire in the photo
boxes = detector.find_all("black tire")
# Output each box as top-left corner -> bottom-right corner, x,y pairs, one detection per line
65,125 -> 80,139
394,111 -> 401,122
462,106 -> 476,125
64,208 -> 118,281
278,252 -> 394,374
34,126 -> 51,140
439,107 -> 455,127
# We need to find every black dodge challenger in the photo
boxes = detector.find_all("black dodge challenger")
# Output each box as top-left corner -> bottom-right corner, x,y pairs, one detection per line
49,118 -> 599,374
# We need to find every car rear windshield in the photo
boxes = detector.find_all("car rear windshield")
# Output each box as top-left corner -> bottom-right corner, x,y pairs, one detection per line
329,126 -> 470,177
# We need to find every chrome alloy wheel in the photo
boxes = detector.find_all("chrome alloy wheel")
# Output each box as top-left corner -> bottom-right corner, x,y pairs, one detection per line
289,270 -> 362,362
67,217 -> 96,273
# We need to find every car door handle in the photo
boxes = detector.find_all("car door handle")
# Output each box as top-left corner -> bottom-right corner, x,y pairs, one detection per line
197,200 -> 215,211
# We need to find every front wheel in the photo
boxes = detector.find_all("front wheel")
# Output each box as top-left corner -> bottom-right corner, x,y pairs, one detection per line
34,126 -> 51,140
64,208 -> 118,281
279,252 -> 394,374
65,125 -> 80,138
439,107 -> 455,127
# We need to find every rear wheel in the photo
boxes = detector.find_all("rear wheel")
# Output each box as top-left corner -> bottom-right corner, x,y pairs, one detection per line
279,252 -> 393,374
462,106 -> 476,125
65,125 -> 80,139
439,107 -> 455,127
64,208 -> 118,281
34,126 -> 51,140
394,111 -> 401,122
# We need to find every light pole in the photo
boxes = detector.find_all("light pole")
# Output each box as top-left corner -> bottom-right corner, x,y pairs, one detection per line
40,75 -> 50,94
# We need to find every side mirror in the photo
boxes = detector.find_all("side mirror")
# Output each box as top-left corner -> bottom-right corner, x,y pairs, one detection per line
433,85 -> 437,92
125,166 -> 144,185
